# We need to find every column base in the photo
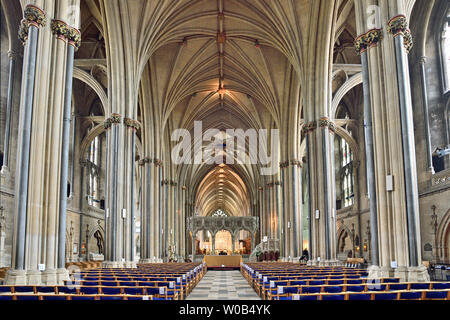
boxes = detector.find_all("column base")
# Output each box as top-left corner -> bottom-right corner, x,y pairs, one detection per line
394,266 -> 409,282
307,259 -> 319,266
4,269 -> 27,285
367,265 -> 393,279
407,265 -> 430,282
102,261 -> 123,268
41,269 -> 58,285
56,268 -> 71,283
320,259 -> 341,267
26,270 -> 42,285
102,261 -> 137,269
0,167 -> 10,186
123,261 -> 137,268
139,259 -> 153,264
0,166 -> 9,177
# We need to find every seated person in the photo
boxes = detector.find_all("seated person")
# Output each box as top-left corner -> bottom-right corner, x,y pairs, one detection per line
299,249 -> 309,261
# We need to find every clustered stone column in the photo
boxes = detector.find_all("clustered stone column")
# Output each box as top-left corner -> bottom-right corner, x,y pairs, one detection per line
6,2 -> 81,285
139,157 -> 164,262
354,26 -> 383,270
354,0 -> 429,282
280,160 -> 303,260
303,119 -> 338,266
102,114 -> 138,268
138,157 -> 151,263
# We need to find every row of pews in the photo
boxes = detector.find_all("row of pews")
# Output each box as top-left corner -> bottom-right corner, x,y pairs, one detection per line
0,262 -> 206,301
241,262 -> 450,300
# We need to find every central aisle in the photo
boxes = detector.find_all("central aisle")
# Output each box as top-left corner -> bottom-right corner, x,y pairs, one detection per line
186,271 -> 261,300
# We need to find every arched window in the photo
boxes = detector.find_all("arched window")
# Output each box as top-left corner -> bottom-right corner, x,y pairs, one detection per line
440,9 -> 450,93
87,134 -> 100,207
212,209 -> 228,217
335,105 -> 354,210
340,136 -> 354,208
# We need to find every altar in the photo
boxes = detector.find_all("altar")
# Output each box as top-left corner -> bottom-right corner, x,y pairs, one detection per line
203,255 -> 243,269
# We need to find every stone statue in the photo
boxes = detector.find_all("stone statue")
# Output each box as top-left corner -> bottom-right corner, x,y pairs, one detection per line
94,230 -> 104,254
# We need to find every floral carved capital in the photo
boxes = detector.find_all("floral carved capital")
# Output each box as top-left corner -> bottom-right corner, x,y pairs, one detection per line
103,114 -> 122,129
124,118 -> 141,130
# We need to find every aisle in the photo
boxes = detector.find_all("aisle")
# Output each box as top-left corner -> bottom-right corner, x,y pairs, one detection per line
186,271 -> 261,300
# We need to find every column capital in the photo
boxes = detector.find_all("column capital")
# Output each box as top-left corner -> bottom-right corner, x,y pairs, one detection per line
279,161 -> 289,169
403,29 -> 413,54
67,27 -> 82,50
79,159 -> 89,168
7,50 -> 19,60
387,15 -> 413,53
24,5 -> 47,28
290,159 -> 303,167
387,15 -> 408,37
170,180 -> 178,187
280,159 -> 303,168
103,113 -> 122,129
153,158 -> 163,167
18,5 -> 47,45
124,118 -> 141,130
301,121 -> 317,137
138,157 -> 152,166
318,117 -> 336,134
354,29 -> 383,55
51,19 -> 70,41
50,19 -> 81,51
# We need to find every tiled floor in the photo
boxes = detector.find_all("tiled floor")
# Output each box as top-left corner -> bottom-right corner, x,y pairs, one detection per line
186,271 -> 261,300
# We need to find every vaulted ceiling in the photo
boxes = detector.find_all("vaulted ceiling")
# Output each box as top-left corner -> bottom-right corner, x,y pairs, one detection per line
77,0 -> 359,217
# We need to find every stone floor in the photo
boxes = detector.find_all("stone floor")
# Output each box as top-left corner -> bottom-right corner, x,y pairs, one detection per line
186,271 -> 261,300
